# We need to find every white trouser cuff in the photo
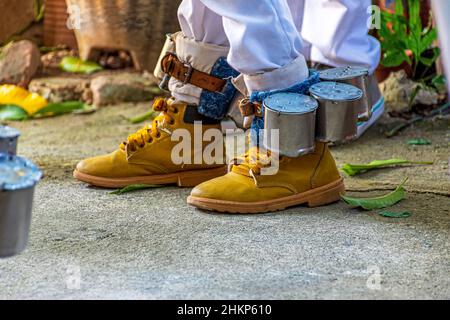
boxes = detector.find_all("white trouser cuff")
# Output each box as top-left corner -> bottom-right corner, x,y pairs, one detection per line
243,55 -> 309,93
309,35 -> 381,75
169,33 -> 230,105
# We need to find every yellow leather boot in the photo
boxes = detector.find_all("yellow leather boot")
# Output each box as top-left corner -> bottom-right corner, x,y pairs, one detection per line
187,142 -> 345,213
74,98 -> 227,188
75,32 -> 241,188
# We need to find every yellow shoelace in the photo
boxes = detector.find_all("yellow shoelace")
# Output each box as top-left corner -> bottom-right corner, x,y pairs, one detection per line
231,147 -> 285,176
120,98 -> 178,152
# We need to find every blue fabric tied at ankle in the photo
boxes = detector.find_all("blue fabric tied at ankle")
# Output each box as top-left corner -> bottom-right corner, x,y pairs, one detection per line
197,57 -> 240,120
249,69 -> 320,133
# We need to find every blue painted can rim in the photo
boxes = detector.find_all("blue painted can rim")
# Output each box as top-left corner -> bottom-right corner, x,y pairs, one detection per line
0,153 -> 42,191
264,92 -> 318,115
0,126 -> 21,139
309,81 -> 363,102
319,66 -> 369,81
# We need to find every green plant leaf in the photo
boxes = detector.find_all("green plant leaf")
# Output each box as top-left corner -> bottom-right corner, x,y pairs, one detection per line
394,0 -> 406,34
381,50 -> 409,68
109,184 -> 161,195
406,34 -> 421,60
408,84 -> 422,109
129,110 -> 157,124
395,0 -> 405,17
419,47 -> 441,67
342,159 -> 433,176
380,13 -> 408,50
60,57 -> 103,74
431,75 -> 447,94
73,104 -> 97,115
34,0 -> 45,22
0,104 -> 29,121
420,29 -> 438,53
33,101 -> 87,117
407,139 -> 431,145
341,178 -> 408,211
378,211 -> 411,218
408,0 -> 422,37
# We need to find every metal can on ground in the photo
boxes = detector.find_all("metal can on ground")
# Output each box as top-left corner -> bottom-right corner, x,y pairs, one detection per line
0,154 -> 42,258
0,126 -> 20,155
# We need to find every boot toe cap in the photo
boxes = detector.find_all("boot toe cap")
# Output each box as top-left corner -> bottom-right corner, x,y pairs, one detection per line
74,151 -> 124,178
190,172 -> 292,203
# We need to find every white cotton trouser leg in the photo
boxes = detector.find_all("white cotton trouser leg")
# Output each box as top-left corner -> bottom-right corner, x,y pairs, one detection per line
295,0 -> 381,74
431,0 -> 450,97
178,0 -> 381,81
178,0 -> 309,93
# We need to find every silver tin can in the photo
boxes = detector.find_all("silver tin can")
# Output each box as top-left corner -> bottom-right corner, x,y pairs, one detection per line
310,82 -> 363,144
319,66 -> 371,121
0,126 -> 20,155
0,154 -> 42,258
263,93 -> 318,157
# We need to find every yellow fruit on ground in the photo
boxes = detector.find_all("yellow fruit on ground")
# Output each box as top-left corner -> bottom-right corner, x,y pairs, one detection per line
0,85 -> 48,115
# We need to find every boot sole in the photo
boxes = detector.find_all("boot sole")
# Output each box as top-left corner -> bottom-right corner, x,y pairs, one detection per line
187,178 -> 345,214
73,166 -> 228,188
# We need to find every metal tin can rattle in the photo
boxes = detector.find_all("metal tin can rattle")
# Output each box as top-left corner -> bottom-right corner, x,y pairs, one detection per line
0,126 -> 20,155
319,66 -> 372,121
309,81 -> 363,144
263,92 -> 318,157
0,154 -> 42,257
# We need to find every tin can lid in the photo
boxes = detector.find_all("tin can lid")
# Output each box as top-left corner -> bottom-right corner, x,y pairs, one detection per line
319,66 -> 369,81
264,92 -> 318,114
309,82 -> 363,102
0,125 -> 20,139
0,154 -> 42,191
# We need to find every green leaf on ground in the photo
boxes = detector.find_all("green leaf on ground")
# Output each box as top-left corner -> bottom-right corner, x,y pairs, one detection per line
60,57 -> 103,74
341,178 -> 408,211
407,139 -> 431,145
342,159 -> 433,176
109,184 -> 161,195
73,104 -> 98,115
33,101 -> 87,117
0,104 -> 29,121
379,211 -> 411,218
129,110 -> 157,124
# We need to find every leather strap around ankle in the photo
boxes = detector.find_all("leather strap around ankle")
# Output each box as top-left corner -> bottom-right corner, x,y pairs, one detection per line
161,53 -> 226,92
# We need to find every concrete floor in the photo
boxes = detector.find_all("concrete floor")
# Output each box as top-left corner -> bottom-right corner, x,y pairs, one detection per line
0,103 -> 449,299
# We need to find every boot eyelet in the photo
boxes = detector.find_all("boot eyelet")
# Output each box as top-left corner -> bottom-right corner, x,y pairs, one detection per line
173,108 -> 179,114
169,119 -> 175,125
156,132 -> 161,138
147,138 -> 153,144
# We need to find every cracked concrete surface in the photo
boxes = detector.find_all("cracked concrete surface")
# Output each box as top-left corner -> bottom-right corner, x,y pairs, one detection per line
0,103 -> 449,299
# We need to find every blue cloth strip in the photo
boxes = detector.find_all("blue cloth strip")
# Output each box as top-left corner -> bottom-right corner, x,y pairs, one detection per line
197,57 -> 240,120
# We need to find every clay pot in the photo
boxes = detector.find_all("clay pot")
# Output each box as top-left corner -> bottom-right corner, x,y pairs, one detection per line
66,0 -> 181,72
43,0 -> 78,48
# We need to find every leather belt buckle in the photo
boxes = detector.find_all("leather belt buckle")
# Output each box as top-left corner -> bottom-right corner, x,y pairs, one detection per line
183,62 -> 194,85
159,53 -> 176,91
